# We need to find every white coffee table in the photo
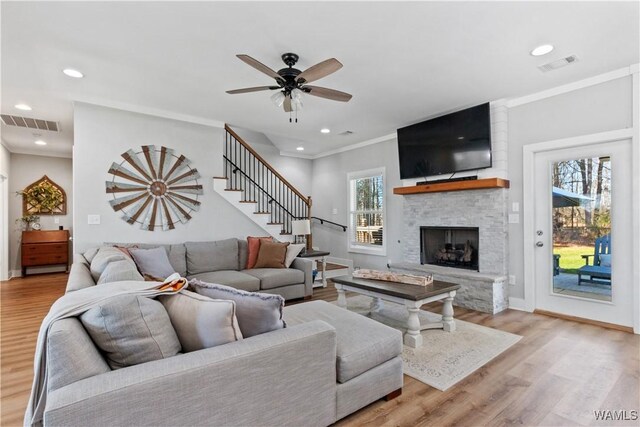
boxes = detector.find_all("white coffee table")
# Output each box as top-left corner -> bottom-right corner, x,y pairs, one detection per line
332,275 -> 460,348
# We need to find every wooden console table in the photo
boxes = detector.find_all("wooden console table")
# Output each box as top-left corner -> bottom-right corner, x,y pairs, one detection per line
21,230 -> 70,276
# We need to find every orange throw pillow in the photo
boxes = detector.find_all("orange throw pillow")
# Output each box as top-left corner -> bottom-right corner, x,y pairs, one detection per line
254,241 -> 290,269
246,237 -> 272,269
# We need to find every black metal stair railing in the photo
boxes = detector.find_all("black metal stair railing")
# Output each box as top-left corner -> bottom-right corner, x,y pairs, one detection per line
224,125 -> 311,236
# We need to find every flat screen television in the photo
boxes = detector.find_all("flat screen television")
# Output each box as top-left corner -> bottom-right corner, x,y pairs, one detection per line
397,103 -> 492,179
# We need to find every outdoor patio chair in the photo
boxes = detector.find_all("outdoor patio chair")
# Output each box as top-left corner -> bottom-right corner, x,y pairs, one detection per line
577,234 -> 611,286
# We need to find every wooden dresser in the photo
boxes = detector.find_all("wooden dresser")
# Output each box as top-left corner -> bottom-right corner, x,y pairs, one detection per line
21,230 -> 70,276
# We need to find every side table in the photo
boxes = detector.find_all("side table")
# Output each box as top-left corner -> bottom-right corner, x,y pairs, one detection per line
297,250 -> 330,288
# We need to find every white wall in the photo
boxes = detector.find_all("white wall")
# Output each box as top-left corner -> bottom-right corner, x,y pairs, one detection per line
0,142 -> 11,279
73,103 -> 268,253
507,76 -> 633,298
311,138 -> 403,269
8,153 -> 73,275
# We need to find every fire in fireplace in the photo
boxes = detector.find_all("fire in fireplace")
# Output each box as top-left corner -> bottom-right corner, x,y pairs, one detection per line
420,226 -> 479,271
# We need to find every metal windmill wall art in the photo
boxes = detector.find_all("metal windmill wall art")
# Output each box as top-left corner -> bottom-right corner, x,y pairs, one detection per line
106,145 -> 203,231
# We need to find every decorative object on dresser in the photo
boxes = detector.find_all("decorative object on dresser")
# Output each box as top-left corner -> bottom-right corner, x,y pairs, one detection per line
18,175 -> 66,215
21,230 -> 70,276
352,269 -> 433,286
106,145 -> 203,231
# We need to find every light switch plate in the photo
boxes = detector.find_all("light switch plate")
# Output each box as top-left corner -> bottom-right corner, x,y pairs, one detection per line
512,202 -> 520,212
332,208 -> 338,215
54,217 -> 59,224
509,214 -> 519,224
87,214 -> 101,225
509,275 -> 516,285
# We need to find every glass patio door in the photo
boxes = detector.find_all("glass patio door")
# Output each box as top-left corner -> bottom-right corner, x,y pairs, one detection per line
533,139 -> 633,327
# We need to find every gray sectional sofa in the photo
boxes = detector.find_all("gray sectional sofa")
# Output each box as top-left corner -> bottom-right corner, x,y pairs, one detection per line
46,237 -> 404,426
67,238 -> 313,300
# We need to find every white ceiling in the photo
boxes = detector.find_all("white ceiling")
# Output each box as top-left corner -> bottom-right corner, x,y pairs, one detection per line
2,1 -> 638,158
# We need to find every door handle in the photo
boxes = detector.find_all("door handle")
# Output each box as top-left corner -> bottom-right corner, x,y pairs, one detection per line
536,241 -> 544,247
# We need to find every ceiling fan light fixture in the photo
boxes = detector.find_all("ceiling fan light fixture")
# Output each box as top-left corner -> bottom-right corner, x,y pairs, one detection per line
271,91 -> 285,107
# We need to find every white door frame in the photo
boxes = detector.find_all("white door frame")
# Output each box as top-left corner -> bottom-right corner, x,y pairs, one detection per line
0,173 -> 8,281
522,127 -> 639,333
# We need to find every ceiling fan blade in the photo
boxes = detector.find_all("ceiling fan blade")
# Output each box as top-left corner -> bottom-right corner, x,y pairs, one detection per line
226,86 -> 279,94
236,54 -> 282,82
296,58 -> 343,83
304,85 -> 352,102
283,96 -> 293,113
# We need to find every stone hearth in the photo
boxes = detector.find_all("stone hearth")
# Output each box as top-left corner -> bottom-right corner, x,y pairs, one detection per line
395,187 -> 509,314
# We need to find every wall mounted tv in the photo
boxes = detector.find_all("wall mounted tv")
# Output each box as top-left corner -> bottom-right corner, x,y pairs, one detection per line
397,103 -> 492,180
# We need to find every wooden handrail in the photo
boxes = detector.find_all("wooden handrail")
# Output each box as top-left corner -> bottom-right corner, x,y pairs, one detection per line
225,124 -> 311,206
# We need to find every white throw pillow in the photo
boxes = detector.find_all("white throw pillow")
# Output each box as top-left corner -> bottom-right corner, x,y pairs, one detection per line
89,247 -> 131,282
284,244 -> 305,268
159,291 -> 243,352
599,254 -> 612,267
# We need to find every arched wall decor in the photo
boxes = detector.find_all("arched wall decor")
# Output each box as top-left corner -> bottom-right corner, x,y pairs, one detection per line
21,175 -> 67,215
105,145 -> 203,231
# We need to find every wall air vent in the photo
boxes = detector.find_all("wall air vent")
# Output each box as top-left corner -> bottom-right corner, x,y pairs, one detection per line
0,114 -> 60,132
339,130 -> 354,136
538,55 -> 579,72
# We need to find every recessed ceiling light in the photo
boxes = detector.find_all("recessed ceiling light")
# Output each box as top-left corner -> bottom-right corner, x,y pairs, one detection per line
15,104 -> 32,111
530,44 -> 554,56
320,128 -> 331,134
63,68 -> 84,78
34,140 -> 47,146
457,136 -> 465,140
296,147 -> 304,151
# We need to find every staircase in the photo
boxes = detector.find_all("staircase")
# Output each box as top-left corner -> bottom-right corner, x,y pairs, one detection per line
213,125 -> 312,244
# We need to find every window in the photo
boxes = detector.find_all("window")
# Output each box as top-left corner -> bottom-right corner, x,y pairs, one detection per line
348,168 -> 386,256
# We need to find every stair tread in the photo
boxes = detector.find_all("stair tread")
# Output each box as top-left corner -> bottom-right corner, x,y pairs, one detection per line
267,222 -> 283,225
280,232 -> 292,235
254,212 -> 270,215
239,200 -> 257,203
224,189 -> 243,192
213,176 -> 228,179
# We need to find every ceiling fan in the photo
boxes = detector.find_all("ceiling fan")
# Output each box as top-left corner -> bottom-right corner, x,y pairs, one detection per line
226,53 -> 352,115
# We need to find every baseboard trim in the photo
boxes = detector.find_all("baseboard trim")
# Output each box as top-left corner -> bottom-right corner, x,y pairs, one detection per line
9,270 -> 22,279
533,309 -> 634,334
508,297 -> 527,311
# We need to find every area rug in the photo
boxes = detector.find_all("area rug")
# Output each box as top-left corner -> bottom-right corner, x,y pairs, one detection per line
335,295 -> 522,391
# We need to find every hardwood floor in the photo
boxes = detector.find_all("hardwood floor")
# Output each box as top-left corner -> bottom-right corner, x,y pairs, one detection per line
1,274 -> 638,427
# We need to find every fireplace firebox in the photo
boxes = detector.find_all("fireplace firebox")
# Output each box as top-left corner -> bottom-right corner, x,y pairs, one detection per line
420,226 -> 479,271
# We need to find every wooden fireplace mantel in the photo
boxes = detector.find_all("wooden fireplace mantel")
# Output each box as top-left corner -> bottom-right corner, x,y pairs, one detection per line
393,178 -> 509,195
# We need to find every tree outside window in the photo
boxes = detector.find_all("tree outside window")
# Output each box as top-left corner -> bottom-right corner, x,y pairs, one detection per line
348,168 -> 386,255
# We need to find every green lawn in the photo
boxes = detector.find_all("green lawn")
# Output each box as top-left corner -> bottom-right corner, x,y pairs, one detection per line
554,245 -> 593,274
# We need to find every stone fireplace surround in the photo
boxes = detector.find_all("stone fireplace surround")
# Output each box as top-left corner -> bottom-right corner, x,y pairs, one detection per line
390,187 -> 509,314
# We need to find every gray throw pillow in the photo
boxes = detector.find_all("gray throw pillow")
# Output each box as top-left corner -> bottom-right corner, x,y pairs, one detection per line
190,279 -> 285,338
129,246 -> 176,279
97,259 -> 144,285
186,239 -> 239,274
80,295 -> 181,369
90,247 -> 130,282
158,291 -> 243,352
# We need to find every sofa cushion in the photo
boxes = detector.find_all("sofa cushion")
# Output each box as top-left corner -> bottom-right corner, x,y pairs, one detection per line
254,241 -> 289,269
189,270 -> 260,292
129,246 -> 176,279
158,290 -> 243,352
47,318 -> 111,392
190,280 -> 285,338
96,259 -> 144,285
186,239 -> 238,274
283,300 -> 402,384
243,268 -> 304,290
107,243 -> 187,277
80,295 -> 181,369
238,239 -> 248,271
89,247 -> 131,282
246,236 -> 272,269
285,244 -> 305,268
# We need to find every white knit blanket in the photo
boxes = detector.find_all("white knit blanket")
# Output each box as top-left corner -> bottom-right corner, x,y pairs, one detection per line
24,274 -> 188,427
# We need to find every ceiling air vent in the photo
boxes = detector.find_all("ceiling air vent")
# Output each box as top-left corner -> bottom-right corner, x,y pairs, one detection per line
339,130 -> 354,136
0,114 -> 60,132
538,55 -> 579,73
